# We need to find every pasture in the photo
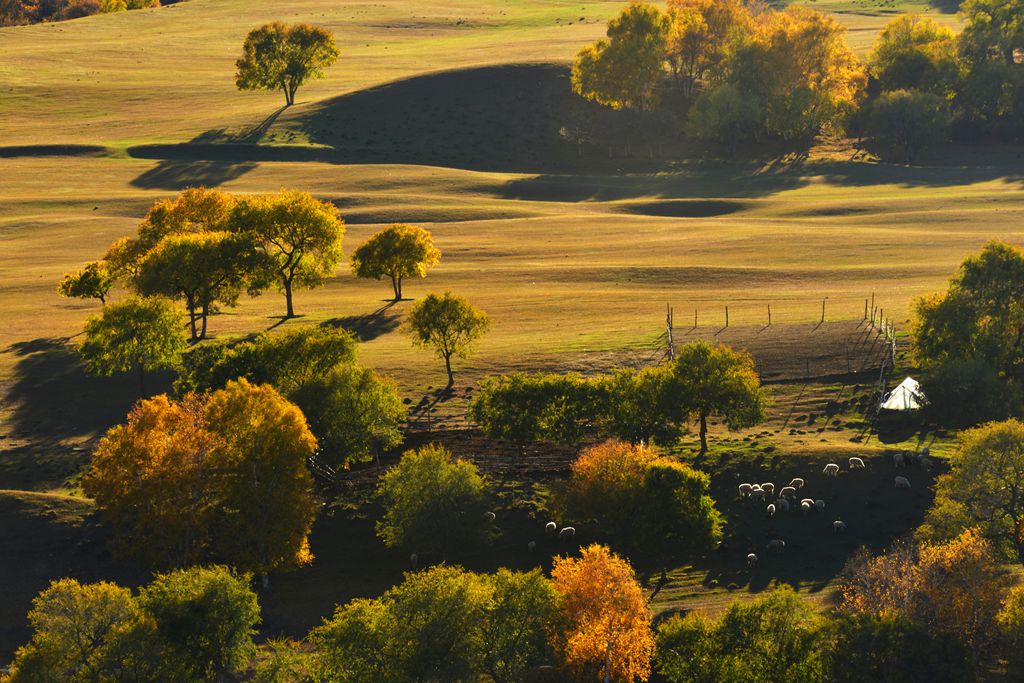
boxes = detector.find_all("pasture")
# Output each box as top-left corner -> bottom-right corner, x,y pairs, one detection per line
0,0 -> 1022,667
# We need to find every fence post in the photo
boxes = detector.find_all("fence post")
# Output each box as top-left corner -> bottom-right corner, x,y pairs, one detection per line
768,303 -> 772,326
821,298 -> 826,324
725,305 -> 729,328
864,298 -> 868,321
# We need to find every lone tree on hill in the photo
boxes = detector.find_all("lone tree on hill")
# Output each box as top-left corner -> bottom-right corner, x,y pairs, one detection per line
235,22 -> 340,106
78,296 -> 186,396
671,340 -> 767,455
406,292 -> 490,388
231,190 -> 346,319
350,224 -> 441,301
57,260 -> 114,305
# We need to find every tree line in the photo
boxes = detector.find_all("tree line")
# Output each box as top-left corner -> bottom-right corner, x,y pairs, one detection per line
570,0 -> 1024,161
0,0 -> 160,26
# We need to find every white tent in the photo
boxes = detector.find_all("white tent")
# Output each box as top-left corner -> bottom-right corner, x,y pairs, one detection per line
881,377 -> 924,411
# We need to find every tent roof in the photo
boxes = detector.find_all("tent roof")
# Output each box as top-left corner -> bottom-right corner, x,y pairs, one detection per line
881,377 -> 923,411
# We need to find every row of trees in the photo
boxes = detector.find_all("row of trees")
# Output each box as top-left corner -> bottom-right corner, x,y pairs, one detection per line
570,0 -> 1024,160
59,188 -> 444,339
471,340 -> 766,455
0,0 -> 157,26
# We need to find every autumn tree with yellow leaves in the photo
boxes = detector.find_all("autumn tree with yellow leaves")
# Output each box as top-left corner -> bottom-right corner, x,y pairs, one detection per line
551,544 -> 654,682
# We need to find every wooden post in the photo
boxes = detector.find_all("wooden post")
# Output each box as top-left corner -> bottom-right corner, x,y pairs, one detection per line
725,305 -> 729,328
821,298 -> 826,324
870,291 -> 875,313
666,304 -> 674,361
864,299 -> 868,321
768,303 -> 772,326
878,308 -> 884,334
694,308 -> 697,329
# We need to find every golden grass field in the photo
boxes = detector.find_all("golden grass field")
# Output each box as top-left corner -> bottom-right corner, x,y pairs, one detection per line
1,0 -> 1023,660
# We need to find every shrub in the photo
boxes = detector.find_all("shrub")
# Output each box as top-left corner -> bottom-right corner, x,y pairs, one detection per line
866,89 -> 950,161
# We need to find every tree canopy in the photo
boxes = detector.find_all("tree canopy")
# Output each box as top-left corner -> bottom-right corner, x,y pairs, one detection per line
350,224 -> 441,301
406,292 -> 490,387
866,89 -> 951,161
869,15 -> 959,97
235,22 -> 340,106
57,261 -> 114,305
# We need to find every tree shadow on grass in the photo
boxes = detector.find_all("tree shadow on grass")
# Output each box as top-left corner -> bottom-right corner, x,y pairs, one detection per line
322,301 -> 401,342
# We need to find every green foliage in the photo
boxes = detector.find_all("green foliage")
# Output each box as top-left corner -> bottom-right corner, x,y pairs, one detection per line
406,292 -> 490,386
78,295 -> 186,394
867,89 -> 951,161
350,223 -> 441,300
922,358 -> 1020,426
376,444 -> 493,557
291,363 -> 406,470
235,22 -> 340,106
685,84 -> 761,153
920,419 -> 1024,563
596,365 -> 684,444
997,584 -> 1024,677
869,16 -> 960,96
57,261 -> 114,305
479,569 -> 560,683
138,566 -> 260,682
670,340 -> 767,454
825,613 -> 969,683
252,639 -> 311,683
656,587 -> 826,683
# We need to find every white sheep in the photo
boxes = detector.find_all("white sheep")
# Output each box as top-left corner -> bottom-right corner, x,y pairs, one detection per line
483,511 -> 496,522
814,499 -> 825,512
893,452 -> 905,467
849,457 -> 865,469
801,501 -> 812,515
767,539 -> 786,553
559,526 -> 576,539
823,463 -> 840,476
738,483 -> 753,497
895,476 -> 911,490
789,478 -> 805,489
833,520 -> 847,533
767,503 -> 776,517
761,483 -> 775,496
800,498 -> 815,507
527,541 -> 537,553
545,521 -> 557,536
410,553 -> 419,569
776,498 -> 791,513
779,486 -> 797,499
747,552 -> 758,568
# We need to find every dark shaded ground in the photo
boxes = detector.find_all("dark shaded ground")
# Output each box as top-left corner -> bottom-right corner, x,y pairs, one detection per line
0,145 -> 110,158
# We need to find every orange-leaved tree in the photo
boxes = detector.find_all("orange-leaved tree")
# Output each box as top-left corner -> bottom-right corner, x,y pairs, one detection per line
551,544 -> 654,682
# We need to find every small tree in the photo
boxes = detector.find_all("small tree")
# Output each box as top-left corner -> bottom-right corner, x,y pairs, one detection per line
231,190 -> 346,319
138,566 -> 260,681
406,292 -> 490,387
235,22 -> 340,106
551,544 -> 654,683
291,364 -> 406,470
350,224 -> 441,301
57,260 -> 114,305
480,569 -> 560,683
867,89 -> 950,162
596,365 -> 682,444
376,444 -> 492,558
78,296 -> 186,396
671,341 -> 767,455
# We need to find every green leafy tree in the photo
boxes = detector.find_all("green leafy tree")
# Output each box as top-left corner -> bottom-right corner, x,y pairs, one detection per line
235,22 -> 340,106
958,0 -> 1024,67
138,566 -> 260,682
656,587 -> 826,683
376,444 -> 493,558
231,190 -> 346,318
671,341 -> 767,455
78,296 -> 186,396
869,15 -> 960,96
997,583 -> 1024,677
406,292 -> 490,387
920,419 -> 1024,563
291,364 -> 406,470
480,569 -> 560,683
867,89 -> 951,161
572,2 -> 671,112
350,224 -> 441,301
6,579 -> 157,683
596,365 -> 683,444
685,84 -> 762,154
57,260 -> 114,305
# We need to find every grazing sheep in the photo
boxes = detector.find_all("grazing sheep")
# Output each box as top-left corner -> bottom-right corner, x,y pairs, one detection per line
739,483 -> 753,497
895,476 -> 911,490
751,489 -> 766,502
559,526 -> 576,539
780,486 -> 797,499
410,553 -> 419,569
789,478 -> 805,489
893,452 -> 905,467
766,539 -> 786,553
483,511 -> 496,523
527,541 -> 537,553
833,520 -> 847,534
823,463 -> 840,476
849,457 -> 866,469
800,498 -> 815,507
776,498 -> 791,513
801,501 -> 812,515
767,503 -> 776,517
747,553 -> 758,568
815,499 -> 825,512
761,483 -> 775,496
545,521 -> 557,536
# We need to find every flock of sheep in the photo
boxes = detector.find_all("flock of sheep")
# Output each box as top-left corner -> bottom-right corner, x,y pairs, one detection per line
741,448 -> 929,569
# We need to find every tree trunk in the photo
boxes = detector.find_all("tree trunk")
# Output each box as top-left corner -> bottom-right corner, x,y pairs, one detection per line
396,277 -> 403,300
200,302 -> 209,339
699,412 -> 709,455
187,301 -> 198,341
284,279 -> 295,318
444,353 -> 454,388
391,274 -> 401,301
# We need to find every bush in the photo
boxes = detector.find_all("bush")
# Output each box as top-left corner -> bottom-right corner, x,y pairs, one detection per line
997,584 -> 1024,677
866,89 -> 950,161
556,440 -> 721,552
376,444 -> 493,557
